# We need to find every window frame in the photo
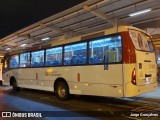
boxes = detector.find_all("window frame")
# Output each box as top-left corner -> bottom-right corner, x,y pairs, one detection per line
9,54 -> 20,69
64,42 -> 87,65
31,50 -> 45,67
7,33 -> 123,70
19,52 -> 31,68
45,46 -> 63,66
88,34 -> 122,64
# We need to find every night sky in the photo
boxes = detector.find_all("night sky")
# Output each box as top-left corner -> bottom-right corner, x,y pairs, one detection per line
0,0 -> 85,39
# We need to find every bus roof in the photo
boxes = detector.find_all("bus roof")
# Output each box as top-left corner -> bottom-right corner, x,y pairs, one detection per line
6,25 -> 149,55
50,26 -> 149,47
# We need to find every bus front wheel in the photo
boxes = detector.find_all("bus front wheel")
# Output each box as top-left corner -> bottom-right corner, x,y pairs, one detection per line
55,81 -> 69,100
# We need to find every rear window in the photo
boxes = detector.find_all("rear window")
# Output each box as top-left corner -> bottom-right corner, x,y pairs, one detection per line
129,29 -> 154,52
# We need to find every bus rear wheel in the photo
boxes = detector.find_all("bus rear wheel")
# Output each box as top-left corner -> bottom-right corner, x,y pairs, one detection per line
55,82 -> 69,100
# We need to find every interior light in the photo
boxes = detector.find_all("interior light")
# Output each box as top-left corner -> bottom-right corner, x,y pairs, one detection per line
129,8 -> 151,17
20,44 -> 27,47
41,37 -> 50,41
5,48 -> 11,50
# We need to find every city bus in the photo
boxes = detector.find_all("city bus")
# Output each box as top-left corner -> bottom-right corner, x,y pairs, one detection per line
2,26 -> 157,100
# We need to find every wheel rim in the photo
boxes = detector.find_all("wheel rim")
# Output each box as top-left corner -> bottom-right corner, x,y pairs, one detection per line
58,86 -> 66,97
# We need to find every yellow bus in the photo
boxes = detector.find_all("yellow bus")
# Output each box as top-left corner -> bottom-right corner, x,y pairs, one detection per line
2,26 -> 157,100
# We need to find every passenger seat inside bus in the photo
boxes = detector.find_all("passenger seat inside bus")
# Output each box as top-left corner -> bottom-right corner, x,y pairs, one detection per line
46,61 -> 51,66
71,55 -> 78,64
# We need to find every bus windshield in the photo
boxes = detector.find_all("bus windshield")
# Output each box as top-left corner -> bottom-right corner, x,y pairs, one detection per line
129,29 -> 154,52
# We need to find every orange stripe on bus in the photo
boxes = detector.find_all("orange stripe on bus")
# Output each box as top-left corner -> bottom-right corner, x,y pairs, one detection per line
77,73 -> 80,82
120,32 -> 136,64
36,73 -> 38,80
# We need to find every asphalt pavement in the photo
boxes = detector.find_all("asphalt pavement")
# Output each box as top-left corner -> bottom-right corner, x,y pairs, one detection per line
0,85 -> 97,120
0,85 -> 159,120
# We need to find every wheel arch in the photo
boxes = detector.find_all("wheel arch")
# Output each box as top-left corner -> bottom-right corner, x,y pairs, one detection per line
54,77 -> 69,93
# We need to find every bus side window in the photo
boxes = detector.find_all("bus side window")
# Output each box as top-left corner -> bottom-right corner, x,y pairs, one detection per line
10,54 -> 19,68
89,35 -> 122,64
45,47 -> 62,66
19,52 -> 30,67
64,43 -> 87,65
89,38 -> 109,64
31,50 -> 44,67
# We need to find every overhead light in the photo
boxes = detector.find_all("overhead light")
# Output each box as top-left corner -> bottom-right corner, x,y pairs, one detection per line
129,8 -> 151,17
5,48 -> 11,50
41,37 -> 50,41
20,44 -> 27,47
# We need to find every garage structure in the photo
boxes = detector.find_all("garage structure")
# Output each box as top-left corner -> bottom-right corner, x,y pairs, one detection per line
0,0 -> 160,55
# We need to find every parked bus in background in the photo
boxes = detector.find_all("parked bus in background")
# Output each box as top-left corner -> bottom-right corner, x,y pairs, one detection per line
2,26 -> 157,100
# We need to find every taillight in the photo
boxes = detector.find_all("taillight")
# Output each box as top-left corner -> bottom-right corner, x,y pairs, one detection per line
131,68 -> 136,85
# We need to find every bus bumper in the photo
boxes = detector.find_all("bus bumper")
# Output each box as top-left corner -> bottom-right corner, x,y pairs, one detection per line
124,82 -> 158,97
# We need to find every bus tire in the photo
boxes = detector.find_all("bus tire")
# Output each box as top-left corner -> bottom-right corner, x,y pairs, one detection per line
55,81 -> 69,100
11,79 -> 20,91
